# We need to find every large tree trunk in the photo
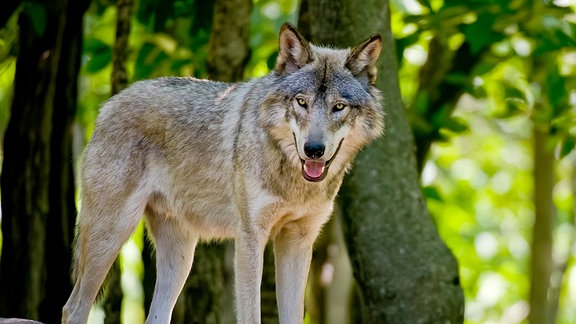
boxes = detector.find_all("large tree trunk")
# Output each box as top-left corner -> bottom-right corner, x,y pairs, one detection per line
303,0 -> 465,322
0,0 -> 89,322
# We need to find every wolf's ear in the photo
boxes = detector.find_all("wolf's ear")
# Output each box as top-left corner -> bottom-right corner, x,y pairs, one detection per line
275,23 -> 312,74
346,34 -> 382,85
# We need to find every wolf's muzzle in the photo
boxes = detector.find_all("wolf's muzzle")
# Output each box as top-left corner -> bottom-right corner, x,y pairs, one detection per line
297,138 -> 344,182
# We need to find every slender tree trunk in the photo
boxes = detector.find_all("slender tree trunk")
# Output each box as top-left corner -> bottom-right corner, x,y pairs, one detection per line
0,0 -> 89,322
102,0 -> 134,322
43,1 -> 90,321
304,0 -> 464,322
111,0 -> 132,95
172,1 -> 253,323
528,124 -> 555,324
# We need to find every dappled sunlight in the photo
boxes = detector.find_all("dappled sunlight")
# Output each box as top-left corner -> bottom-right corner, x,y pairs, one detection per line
426,111 -> 534,323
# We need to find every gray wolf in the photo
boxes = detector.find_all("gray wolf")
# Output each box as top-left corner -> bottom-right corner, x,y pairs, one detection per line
62,23 -> 383,324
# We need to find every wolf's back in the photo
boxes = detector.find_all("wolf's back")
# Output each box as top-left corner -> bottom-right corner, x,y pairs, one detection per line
81,77 -> 246,197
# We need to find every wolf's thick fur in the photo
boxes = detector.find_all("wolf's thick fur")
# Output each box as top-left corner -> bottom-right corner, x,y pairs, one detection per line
62,23 -> 383,324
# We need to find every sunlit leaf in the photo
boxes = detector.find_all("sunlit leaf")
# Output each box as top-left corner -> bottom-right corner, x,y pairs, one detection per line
423,186 -> 443,201
559,137 -> 575,158
546,66 -> 568,116
83,38 -> 111,74
134,42 -> 167,80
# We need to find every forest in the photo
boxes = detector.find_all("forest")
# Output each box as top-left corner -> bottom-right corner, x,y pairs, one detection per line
0,0 -> 575,323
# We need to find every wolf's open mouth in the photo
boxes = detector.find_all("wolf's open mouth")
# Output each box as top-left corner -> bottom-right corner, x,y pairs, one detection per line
302,160 -> 327,182
298,138 -> 344,182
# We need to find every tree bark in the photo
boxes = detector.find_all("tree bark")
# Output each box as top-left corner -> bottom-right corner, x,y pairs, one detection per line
528,125 -> 555,324
206,0 -> 252,82
0,0 -> 89,322
304,0 -> 465,322
111,0 -> 132,95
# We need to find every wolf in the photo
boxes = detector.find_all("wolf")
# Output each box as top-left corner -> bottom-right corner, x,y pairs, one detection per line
62,23 -> 384,324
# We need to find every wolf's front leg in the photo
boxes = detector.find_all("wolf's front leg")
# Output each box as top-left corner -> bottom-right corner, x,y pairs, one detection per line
273,218 -> 326,324
235,227 -> 268,324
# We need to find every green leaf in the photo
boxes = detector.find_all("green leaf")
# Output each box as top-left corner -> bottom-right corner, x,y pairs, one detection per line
431,106 -> 468,134
423,186 -> 443,202
266,51 -> 278,71
84,38 -> 109,52
133,42 -> 170,80
559,137 -> 576,158
546,66 -> 567,116
85,50 -> 111,74
560,136 -> 576,157
443,116 -> 468,133
415,0 -> 431,10
134,42 -> 157,80
83,38 -> 111,74
463,13 -> 503,54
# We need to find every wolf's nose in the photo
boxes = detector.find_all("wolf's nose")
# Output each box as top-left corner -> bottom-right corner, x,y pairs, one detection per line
304,142 -> 325,159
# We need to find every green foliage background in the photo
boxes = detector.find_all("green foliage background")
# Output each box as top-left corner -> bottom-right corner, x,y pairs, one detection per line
0,0 -> 575,323
392,0 -> 576,323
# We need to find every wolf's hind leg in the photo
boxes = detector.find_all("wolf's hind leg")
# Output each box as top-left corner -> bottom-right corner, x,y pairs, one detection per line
145,213 -> 198,324
62,193 -> 146,324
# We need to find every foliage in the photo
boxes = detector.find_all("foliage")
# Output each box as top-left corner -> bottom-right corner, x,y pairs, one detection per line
391,0 -> 576,322
0,13 -> 17,143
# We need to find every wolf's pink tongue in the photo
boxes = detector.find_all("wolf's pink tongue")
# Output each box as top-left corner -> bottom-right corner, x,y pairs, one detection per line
304,161 -> 326,179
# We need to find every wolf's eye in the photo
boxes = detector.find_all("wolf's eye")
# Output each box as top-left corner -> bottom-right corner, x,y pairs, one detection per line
333,103 -> 346,112
296,98 -> 307,108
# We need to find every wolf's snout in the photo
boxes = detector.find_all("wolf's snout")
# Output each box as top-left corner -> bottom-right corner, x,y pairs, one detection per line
304,142 -> 325,159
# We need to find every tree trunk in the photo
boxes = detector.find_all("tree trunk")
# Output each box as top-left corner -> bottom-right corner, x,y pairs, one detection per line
111,0 -> 132,95
303,0 -> 465,322
206,0 -> 252,82
528,125 -> 555,324
0,0 -> 89,322
172,0 -> 253,323
174,245 -> 226,324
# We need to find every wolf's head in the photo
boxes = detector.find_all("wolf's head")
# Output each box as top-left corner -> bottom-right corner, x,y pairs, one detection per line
260,23 -> 384,182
